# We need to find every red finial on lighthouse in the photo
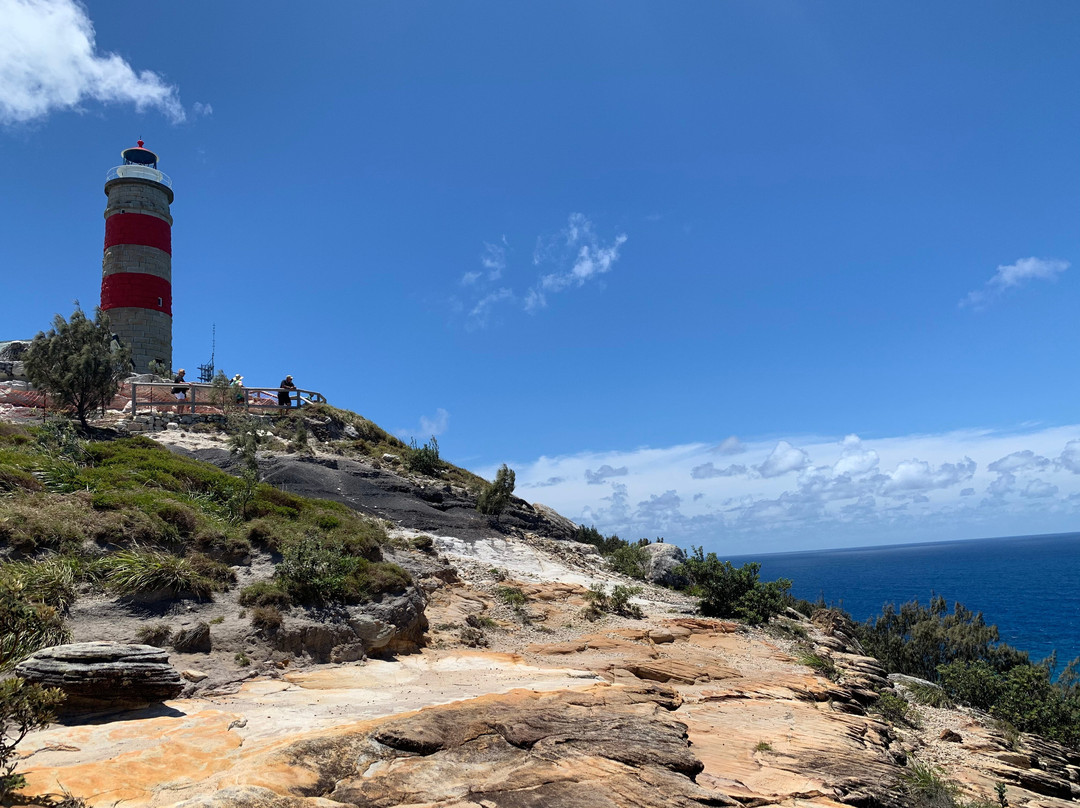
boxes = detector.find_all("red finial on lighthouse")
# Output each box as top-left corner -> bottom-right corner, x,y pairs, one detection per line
137,140 -> 144,148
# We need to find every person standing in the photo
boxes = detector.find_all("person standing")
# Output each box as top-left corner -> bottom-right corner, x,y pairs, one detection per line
278,374 -> 297,407
230,374 -> 245,405
171,369 -> 188,401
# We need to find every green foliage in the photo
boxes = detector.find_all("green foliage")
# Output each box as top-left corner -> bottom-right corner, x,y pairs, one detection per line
798,652 -> 839,681
606,544 -> 650,580
901,760 -> 960,808
23,307 -> 131,427
938,660 -> 1080,748
101,550 -> 217,599
476,464 -> 515,517
405,436 -> 443,476
676,548 -> 792,624
854,595 -> 1028,682
274,535 -> 409,606
0,557 -> 79,612
754,740 -> 772,752
570,525 -> 636,555
582,583 -> 644,620
0,585 -> 70,672
859,596 -> 1080,750
238,579 -> 292,609
234,651 -> 251,667
0,677 -> 65,800
495,585 -> 527,608
874,691 -> 918,726
905,681 -> 954,708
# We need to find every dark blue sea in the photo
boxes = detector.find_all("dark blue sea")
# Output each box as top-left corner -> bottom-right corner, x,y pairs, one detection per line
728,532 -> 1080,667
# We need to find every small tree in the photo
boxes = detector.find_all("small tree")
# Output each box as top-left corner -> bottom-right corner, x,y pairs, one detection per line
24,307 -> 131,428
477,464 -> 515,518
0,677 -> 64,800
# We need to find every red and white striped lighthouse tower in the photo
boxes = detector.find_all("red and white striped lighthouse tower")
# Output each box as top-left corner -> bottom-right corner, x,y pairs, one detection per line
100,141 -> 174,373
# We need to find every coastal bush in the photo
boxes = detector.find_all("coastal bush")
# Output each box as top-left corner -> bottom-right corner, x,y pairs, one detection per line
582,584 -> 644,620
102,550 -> 217,599
405,436 -> 443,476
854,596 -> 1027,682
0,677 -> 65,800
495,585 -> 527,609
676,549 -> 792,624
274,535 -> 409,606
606,544 -> 650,580
250,606 -> 283,631
0,586 -> 69,672
874,692 -> 918,726
476,464 -> 515,518
905,681 -> 953,709
798,652 -> 839,681
0,557 -> 79,612
238,579 -> 292,609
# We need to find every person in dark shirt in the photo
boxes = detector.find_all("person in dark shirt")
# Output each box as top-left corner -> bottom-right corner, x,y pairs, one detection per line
278,375 -> 297,407
171,369 -> 188,401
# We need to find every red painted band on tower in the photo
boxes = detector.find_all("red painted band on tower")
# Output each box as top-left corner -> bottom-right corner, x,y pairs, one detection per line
104,212 -> 172,255
100,273 -> 172,316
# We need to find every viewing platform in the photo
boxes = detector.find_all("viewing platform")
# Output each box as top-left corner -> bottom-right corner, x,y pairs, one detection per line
129,381 -> 326,418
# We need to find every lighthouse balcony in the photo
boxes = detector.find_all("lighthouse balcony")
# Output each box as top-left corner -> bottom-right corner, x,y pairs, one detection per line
106,165 -> 173,189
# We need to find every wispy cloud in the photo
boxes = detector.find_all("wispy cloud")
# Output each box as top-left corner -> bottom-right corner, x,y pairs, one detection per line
397,408 -> 450,440
961,257 -> 1069,309
0,0 -> 185,125
456,213 -> 628,327
494,424 -> 1080,554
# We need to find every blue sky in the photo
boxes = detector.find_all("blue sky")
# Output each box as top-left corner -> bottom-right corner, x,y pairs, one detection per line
2,0 -> 1079,554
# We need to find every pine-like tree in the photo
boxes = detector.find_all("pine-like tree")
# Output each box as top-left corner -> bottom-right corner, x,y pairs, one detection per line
477,463 -> 516,518
24,307 -> 131,428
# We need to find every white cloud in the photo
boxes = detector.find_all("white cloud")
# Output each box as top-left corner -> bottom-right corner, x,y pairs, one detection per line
457,213 -> 628,325
715,436 -> 745,455
690,462 -> 748,479
880,457 -> 975,495
757,441 -> 811,478
961,257 -> 1069,309
481,238 -> 507,281
499,424 -> 1080,554
1057,440 -> 1080,474
585,464 -> 628,485
466,288 -> 513,330
192,101 -> 212,117
0,0 -> 185,125
397,408 -> 450,440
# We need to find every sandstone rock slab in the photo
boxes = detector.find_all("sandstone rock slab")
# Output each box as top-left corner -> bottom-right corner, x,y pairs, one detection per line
15,642 -> 183,712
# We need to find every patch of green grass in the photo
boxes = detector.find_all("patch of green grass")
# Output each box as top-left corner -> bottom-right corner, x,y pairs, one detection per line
250,605 -> 283,631
905,681 -> 954,708
495,585 -> 527,608
798,652 -> 839,681
101,550 -> 217,599
0,557 -> 80,611
873,691 -> 920,727
754,740 -> 773,752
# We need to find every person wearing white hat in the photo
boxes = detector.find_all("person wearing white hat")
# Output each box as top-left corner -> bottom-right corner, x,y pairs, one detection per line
278,374 -> 297,407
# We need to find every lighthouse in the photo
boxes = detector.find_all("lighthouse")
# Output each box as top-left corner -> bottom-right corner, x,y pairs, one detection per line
100,141 -> 174,373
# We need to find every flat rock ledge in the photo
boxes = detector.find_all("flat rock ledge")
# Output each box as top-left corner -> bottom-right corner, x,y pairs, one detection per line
15,642 -> 184,713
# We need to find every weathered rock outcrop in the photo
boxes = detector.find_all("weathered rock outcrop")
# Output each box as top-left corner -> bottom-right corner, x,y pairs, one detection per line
15,642 -> 183,712
270,585 -> 429,662
641,542 -> 689,588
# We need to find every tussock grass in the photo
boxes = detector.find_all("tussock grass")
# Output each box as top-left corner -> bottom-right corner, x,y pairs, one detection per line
102,550 -> 217,599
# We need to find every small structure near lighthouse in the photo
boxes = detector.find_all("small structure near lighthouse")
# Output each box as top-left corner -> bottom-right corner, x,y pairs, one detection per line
100,141 -> 174,373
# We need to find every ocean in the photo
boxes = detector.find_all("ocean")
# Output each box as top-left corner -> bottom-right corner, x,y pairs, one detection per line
728,532 -> 1080,667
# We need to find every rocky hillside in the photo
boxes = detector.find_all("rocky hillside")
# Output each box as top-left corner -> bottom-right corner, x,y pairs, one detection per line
4,409 -> 1080,808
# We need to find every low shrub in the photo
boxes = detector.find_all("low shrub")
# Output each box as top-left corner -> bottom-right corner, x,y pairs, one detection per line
405,436 -> 443,476
905,681 -> 954,709
0,585 -> 70,672
274,535 -> 409,606
676,549 -> 792,624
798,652 -> 839,681
102,550 -> 216,599
251,606 -> 283,631
0,677 -> 65,800
495,585 -> 527,609
874,691 -> 918,726
135,623 -> 173,647
0,557 -> 79,611
606,544 -> 650,580
582,583 -> 644,620
476,464 -> 515,517
238,579 -> 292,609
